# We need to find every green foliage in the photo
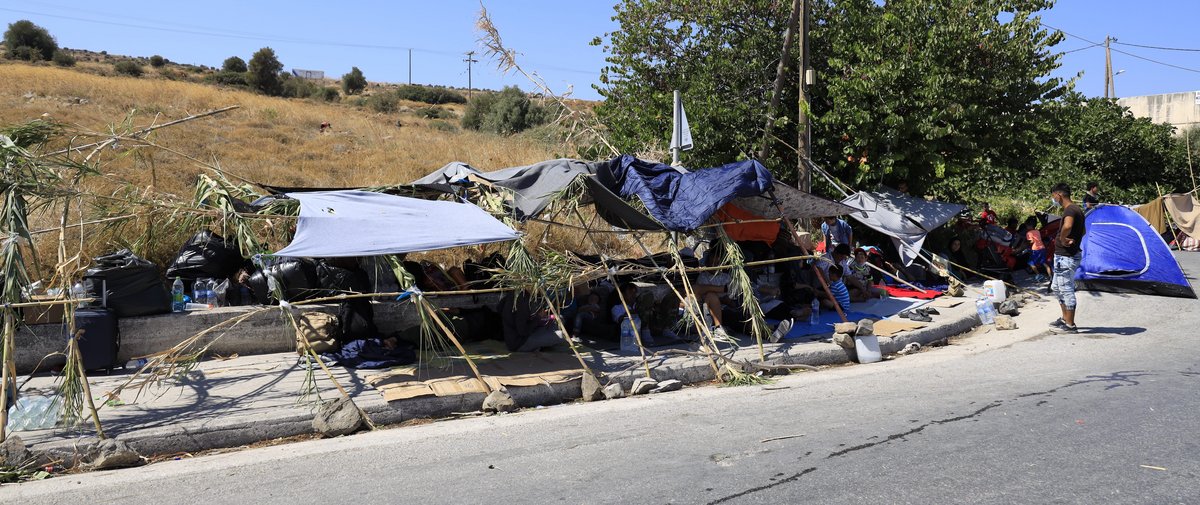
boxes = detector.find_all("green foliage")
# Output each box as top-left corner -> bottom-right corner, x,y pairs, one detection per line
594,0 -> 1069,197
149,54 -> 166,67
247,47 -> 284,96
113,60 -> 144,77
341,66 -> 367,95
3,20 -> 58,61
222,56 -> 247,73
393,84 -> 467,105
428,120 -> 458,132
364,92 -> 398,113
206,71 -> 249,87
280,75 -> 319,99
51,49 -> 75,67
415,105 -> 454,120
312,87 -> 340,102
461,86 -> 548,135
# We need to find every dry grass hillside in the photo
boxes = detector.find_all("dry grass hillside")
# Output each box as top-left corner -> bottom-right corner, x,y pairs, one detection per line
0,62 -> 558,197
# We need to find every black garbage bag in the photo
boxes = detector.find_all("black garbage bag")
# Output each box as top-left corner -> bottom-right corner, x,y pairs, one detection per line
84,249 -> 171,317
245,259 -> 322,304
316,259 -> 371,296
337,299 -> 377,342
165,231 -> 244,282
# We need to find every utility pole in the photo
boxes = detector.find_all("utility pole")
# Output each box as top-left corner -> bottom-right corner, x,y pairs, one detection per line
1104,35 -> 1113,99
797,0 -> 812,192
464,51 -> 478,98
756,0 -> 802,163
408,48 -> 412,85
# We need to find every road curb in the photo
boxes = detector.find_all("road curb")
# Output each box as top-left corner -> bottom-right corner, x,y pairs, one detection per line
29,312 -> 982,459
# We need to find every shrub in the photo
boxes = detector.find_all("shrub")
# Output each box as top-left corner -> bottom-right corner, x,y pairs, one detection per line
462,86 -> 548,135
149,54 -> 166,67
312,87 -> 340,102
364,92 -> 398,113
281,75 -> 319,98
341,66 -> 367,95
247,47 -> 284,96
4,20 -> 57,61
394,84 -> 466,105
415,106 -> 455,120
222,56 -> 247,73
428,120 -> 458,132
51,50 -> 75,67
113,60 -> 144,77
206,71 -> 249,87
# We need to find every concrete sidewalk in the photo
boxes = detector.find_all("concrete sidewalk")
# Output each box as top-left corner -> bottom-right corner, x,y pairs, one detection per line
10,290 -> 1043,460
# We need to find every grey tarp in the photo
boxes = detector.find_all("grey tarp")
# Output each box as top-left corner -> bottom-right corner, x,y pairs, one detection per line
732,184 -> 858,221
273,190 -> 519,258
841,188 -> 966,266
411,159 -> 597,220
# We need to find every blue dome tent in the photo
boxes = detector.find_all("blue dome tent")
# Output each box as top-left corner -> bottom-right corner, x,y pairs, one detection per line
1075,205 -> 1196,298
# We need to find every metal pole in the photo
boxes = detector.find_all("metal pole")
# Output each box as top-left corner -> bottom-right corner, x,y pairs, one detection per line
408,48 -> 412,85
464,51 -> 478,98
672,90 -> 681,166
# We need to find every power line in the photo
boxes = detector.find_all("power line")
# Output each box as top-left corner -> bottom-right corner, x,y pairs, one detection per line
1115,41 -> 1200,53
1039,21 -> 1200,74
1061,43 -> 1102,55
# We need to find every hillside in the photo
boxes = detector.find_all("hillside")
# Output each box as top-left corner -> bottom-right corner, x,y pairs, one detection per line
0,62 -> 559,196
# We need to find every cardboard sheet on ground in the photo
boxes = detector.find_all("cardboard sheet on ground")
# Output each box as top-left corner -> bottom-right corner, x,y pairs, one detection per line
872,319 -> 928,337
927,297 -> 965,308
366,351 -> 583,401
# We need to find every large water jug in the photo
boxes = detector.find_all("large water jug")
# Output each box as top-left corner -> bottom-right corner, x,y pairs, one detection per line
975,297 -> 995,325
983,280 -> 1007,303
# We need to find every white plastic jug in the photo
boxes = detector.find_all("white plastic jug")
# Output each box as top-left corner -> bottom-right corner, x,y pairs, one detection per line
983,280 -> 1007,303
854,335 -> 882,364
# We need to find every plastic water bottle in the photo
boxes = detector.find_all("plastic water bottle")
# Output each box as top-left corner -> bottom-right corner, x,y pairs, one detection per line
171,277 -> 185,313
619,316 -> 639,352
193,279 -> 209,308
71,281 -> 88,308
810,298 -> 820,325
206,279 -> 219,307
975,297 -> 995,325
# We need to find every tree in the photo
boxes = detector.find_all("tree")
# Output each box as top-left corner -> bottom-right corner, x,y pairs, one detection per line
461,86 -> 548,135
149,54 -> 166,67
593,0 -> 1069,199
247,47 -> 284,96
341,66 -> 367,95
222,56 -> 247,73
51,50 -> 75,67
3,20 -> 58,61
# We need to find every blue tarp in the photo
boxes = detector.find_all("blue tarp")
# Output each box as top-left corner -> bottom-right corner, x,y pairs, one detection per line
273,190 -> 519,258
601,155 -> 774,232
1075,205 -> 1195,298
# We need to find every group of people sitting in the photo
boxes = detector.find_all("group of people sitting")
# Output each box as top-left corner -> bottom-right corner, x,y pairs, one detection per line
497,216 -> 913,352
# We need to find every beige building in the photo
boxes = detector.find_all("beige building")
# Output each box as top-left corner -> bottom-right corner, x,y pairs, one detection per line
1117,91 -> 1200,134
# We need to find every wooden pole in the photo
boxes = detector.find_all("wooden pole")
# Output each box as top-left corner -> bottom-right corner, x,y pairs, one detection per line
797,0 -> 811,192
421,301 -> 492,394
0,311 -> 15,442
757,0 -> 803,161
70,337 -> 106,439
861,260 -> 926,294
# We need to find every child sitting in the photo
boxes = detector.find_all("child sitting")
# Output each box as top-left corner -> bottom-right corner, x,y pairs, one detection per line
573,293 -> 603,336
827,267 -> 852,313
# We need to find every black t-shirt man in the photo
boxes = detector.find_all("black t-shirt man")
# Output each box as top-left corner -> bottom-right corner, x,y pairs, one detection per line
1058,203 -> 1086,257
1081,192 -> 1099,209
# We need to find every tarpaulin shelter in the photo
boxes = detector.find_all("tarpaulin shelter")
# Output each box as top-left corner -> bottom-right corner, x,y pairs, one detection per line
1164,193 -> 1200,238
1134,196 -> 1168,234
411,159 -> 597,220
1075,205 -> 1195,298
272,190 -> 519,258
412,155 -> 855,232
840,188 -> 966,265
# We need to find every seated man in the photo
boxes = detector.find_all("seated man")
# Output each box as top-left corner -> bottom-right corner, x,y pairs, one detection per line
499,291 -> 563,352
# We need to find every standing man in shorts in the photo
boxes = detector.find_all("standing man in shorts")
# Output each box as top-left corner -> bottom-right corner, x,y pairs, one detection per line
1049,183 -> 1086,334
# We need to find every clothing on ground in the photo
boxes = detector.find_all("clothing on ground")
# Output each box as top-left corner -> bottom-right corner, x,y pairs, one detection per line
321,338 -> 416,369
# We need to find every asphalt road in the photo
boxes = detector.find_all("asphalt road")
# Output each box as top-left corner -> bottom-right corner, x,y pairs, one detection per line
8,254 -> 1200,504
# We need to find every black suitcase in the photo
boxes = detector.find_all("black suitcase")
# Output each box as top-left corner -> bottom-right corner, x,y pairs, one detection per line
72,308 -> 120,373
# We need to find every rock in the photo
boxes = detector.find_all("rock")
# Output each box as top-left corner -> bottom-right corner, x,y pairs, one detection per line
482,390 -> 518,414
833,322 -> 858,334
651,379 -> 683,393
82,439 -> 143,470
580,371 -> 605,402
630,377 -> 658,395
994,314 -> 1018,330
313,397 -> 365,437
998,299 -> 1020,316
0,434 -> 31,467
602,383 -> 624,400
832,333 -> 855,350
855,319 -> 876,337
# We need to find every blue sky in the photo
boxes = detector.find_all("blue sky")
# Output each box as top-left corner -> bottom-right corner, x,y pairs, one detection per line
3,1 -> 1197,101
